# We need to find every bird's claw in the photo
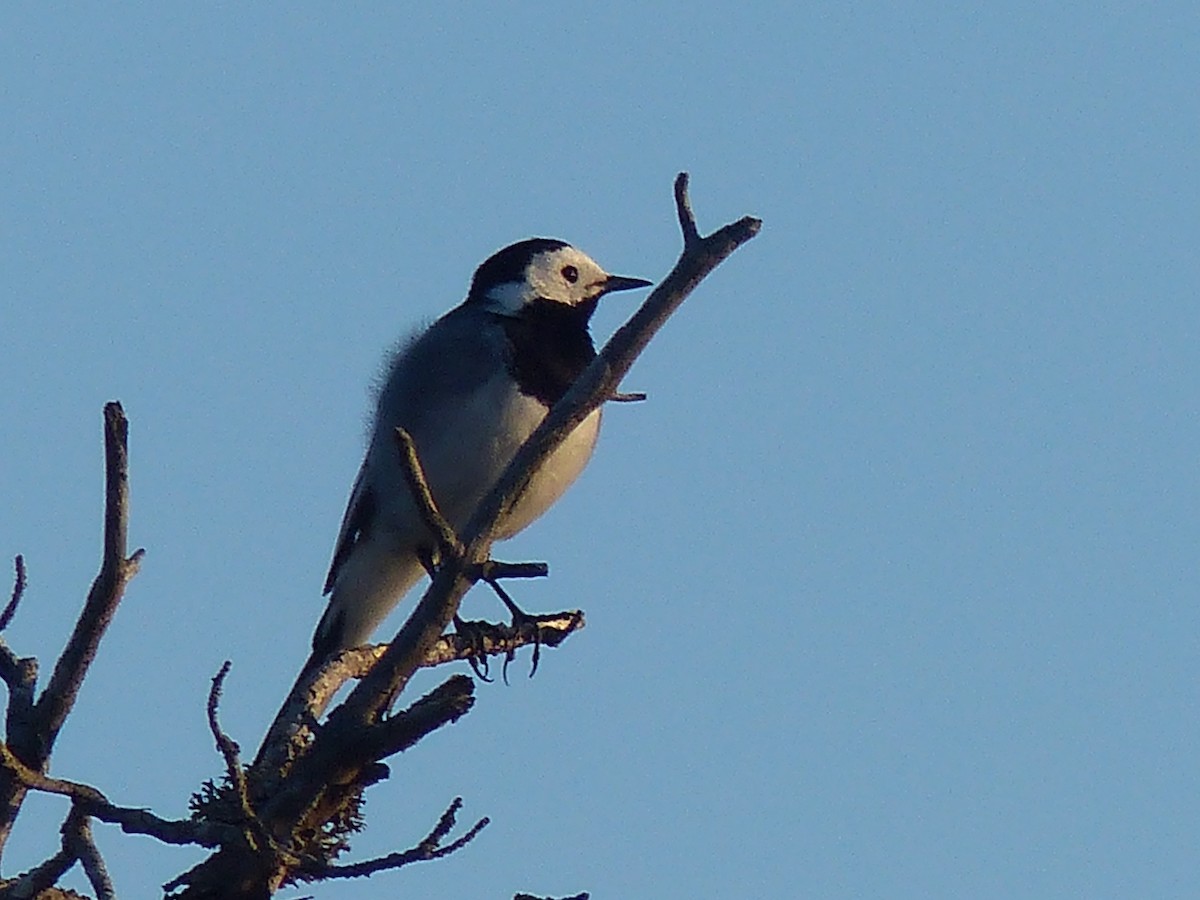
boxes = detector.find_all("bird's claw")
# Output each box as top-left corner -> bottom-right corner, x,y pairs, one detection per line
453,614 -> 494,682
483,577 -> 554,681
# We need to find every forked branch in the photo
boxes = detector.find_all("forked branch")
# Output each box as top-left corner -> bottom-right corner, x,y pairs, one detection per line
0,402 -> 146,858
34,402 -> 145,755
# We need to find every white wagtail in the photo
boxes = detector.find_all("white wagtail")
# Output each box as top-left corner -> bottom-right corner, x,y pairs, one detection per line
306,238 -> 651,672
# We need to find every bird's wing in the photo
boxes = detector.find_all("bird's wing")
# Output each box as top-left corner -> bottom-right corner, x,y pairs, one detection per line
323,460 -> 377,595
322,305 -> 506,596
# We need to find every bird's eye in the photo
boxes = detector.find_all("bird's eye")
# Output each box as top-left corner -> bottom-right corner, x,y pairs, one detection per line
561,265 -> 579,284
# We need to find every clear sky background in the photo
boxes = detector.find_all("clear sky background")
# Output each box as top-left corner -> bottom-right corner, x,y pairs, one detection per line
2,4 -> 1197,898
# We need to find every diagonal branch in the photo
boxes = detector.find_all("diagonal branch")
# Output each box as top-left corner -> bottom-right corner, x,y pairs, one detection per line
62,807 -> 115,900
6,838 -> 75,898
360,674 -> 475,759
394,427 -> 463,559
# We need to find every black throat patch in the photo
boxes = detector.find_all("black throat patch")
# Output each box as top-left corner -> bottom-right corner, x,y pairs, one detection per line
498,298 -> 597,406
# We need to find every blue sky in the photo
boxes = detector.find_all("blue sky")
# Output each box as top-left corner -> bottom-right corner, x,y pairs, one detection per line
2,4 -> 1198,898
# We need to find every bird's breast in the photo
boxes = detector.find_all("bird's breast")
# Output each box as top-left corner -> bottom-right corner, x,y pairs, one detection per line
497,399 -> 601,539
375,369 -> 600,542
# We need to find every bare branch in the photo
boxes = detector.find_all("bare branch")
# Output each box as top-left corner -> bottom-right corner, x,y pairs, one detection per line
327,611 -> 580,679
254,604 -> 579,783
0,557 -> 39,769
427,610 -> 584,666
363,674 -> 475,759
6,844 -> 75,898
94,806 -> 233,848
0,742 -> 104,805
206,661 -> 271,853
394,427 -> 463,559
0,739 -> 233,849
0,555 -> 27,633
0,404 -> 147,855
34,402 -> 145,752
307,797 -> 488,879
63,807 -> 115,900
3,807 -> 114,900
0,651 -> 38,742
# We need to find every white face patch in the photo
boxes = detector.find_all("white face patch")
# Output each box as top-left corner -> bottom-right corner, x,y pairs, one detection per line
483,245 -> 611,315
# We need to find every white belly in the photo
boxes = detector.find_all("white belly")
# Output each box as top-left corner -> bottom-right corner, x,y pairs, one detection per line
372,374 -> 601,544
497,404 -> 601,538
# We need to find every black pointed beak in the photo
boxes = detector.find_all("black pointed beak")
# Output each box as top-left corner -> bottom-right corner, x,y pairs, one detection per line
601,274 -> 654,295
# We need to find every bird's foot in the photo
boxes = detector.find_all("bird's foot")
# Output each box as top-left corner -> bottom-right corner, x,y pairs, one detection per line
453,614 -> 496,682
455,557 -> 576,682
481,575 -> 563,682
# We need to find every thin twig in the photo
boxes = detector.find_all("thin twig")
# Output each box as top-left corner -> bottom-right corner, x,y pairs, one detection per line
0,555 -> 27,633
90,803 -> 234,848
394,427 -> 462,559
471,560 -> 550,581
0,556 -> 38,761
308,797 -> 488,879
206,661 -> 269,851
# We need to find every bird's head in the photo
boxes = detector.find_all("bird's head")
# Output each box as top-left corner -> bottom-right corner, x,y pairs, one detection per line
468,238 -> 651,317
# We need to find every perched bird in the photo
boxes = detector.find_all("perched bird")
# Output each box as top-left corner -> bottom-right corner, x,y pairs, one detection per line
306,238 -> 651,672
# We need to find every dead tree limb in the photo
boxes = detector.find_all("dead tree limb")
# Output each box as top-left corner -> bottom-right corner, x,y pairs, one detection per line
0,402 -> 145,858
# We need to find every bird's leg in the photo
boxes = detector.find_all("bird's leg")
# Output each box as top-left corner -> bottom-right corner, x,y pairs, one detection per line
475,564 -> 568,681
480,576 -> 538,683
444,558 -> 555,682
415,544 -> 492,680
